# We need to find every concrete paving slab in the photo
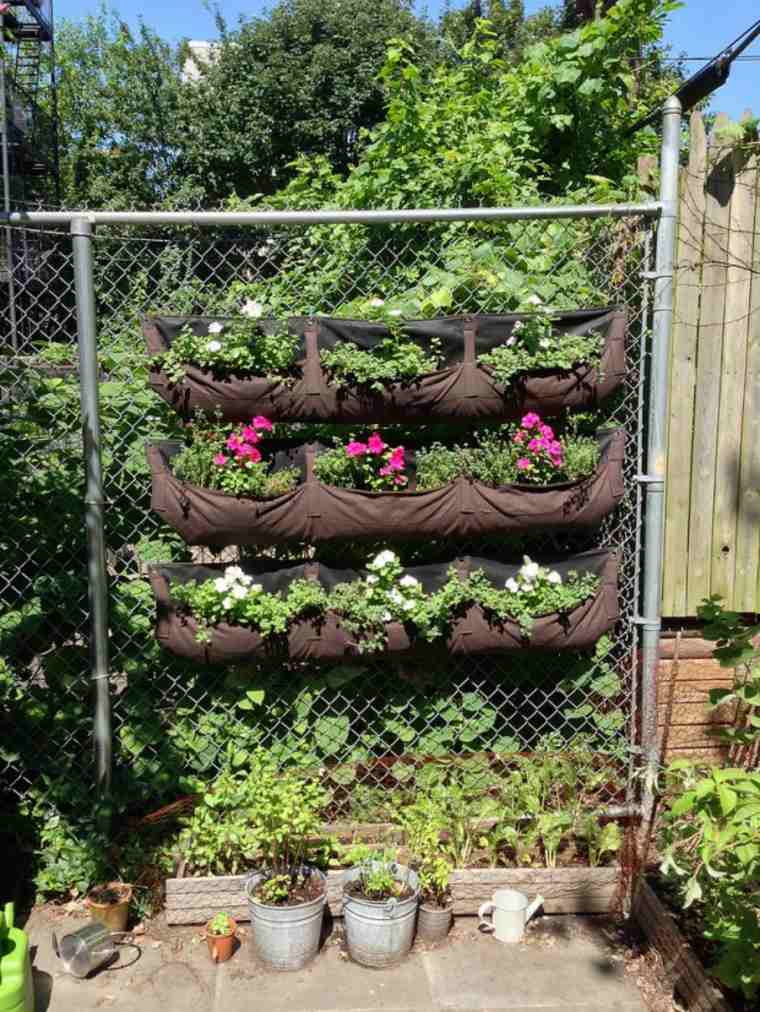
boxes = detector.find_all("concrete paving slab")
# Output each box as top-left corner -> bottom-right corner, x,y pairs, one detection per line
23,907 -> 646,1012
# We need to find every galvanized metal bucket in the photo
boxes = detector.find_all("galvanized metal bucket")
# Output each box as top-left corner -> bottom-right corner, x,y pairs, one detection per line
342,863 -> 419,968
245,866 -> 327,971
416,902 -> 452,944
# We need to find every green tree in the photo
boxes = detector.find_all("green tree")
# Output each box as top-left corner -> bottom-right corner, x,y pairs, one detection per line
55,5 -> 189,208
178,0 -> 439,202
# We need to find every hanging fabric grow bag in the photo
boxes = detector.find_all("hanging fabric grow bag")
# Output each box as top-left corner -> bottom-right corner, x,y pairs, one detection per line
150,550 -> 618,663
144,308 -> 626,423
146,430 -> 626,547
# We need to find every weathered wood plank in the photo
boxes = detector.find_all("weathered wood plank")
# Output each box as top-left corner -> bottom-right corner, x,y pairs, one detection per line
658,723 -> 730,748
657,679 -> 733,705
164,867 -> 621,925
736,140 -> 760,607
664,111 -> 706,615
711,129 -> 757,604
632,881 -> 732,1012
657,701 -> 736,725
658,657 -> 735,680
687,114 -> 733,613
663,745 -> 727,762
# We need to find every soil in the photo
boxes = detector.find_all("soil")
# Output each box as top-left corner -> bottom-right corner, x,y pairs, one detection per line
87,883 -> 131,906
344,880 -> 415,903
252,872 -> 325,907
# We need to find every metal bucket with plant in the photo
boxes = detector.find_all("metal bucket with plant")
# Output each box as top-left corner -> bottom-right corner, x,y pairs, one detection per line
342,845 -> 419,967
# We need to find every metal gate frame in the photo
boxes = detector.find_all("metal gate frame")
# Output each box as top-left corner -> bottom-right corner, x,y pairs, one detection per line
1,97 -> 682,819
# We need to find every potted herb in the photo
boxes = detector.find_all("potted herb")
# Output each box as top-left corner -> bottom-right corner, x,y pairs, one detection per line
244,751 -> 328,971
342,845 -> 420,967
206,912 -> 237,963
398,791 -> 456,943
416,857 -> 454,943
85,882 -> 132,932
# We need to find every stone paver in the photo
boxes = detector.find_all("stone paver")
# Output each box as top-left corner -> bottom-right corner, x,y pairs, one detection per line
24,908 -> 646,1012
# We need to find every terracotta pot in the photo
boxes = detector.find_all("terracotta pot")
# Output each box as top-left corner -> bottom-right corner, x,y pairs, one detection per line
85,882 -> 132,932
206,916 -> 237,963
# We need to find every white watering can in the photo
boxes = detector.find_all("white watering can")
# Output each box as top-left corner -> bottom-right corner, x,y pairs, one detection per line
478,889 -> 544,943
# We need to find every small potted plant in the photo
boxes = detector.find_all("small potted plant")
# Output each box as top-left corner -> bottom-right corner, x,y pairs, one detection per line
85,882 -> 132,932
244,752 -> 328,971
416,856 -> 454,943
342,845 -> 419,968
206,912 -> 237,963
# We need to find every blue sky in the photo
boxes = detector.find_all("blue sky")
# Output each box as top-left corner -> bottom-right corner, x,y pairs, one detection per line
56,1 -> 759,120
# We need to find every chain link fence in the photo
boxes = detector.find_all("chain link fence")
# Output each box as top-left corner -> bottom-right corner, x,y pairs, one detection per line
0,209 -> 656,823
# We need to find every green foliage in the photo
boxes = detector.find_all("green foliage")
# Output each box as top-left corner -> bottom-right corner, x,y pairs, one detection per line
321,334 -> 442,392
160,319 -> 300,384
178,766 -> 258,876
660,763 -> 760,1000
697,596 -> 760,749
575,815 -> 622,867
479,324 -> 603,385
208,911 -> 235,935
343,844 -> 407,900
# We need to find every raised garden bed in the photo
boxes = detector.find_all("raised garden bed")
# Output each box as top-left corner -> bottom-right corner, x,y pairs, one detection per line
165,865 -> 621,926
631,880 -> 733,1012
144,307 -> 626,422
146,429 -> 626,546
150,550 -> 619,663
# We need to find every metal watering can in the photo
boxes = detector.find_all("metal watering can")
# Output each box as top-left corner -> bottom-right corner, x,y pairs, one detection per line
478,889 -> 544,944
52,922 -> 124,978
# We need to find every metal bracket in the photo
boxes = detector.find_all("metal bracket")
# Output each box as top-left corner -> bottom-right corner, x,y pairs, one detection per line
639,270 -> 673,281
636,473 -> 664,485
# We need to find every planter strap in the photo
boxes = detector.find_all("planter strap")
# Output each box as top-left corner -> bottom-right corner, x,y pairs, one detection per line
304,444 -> 322,519
303,319 -> 323,397
462,316 -> 479,398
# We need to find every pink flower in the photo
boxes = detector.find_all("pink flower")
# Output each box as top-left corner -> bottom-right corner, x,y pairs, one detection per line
517,458 -> 532,471
387,447 -> 405,471
528,437 -> 545,452
394,475 -> 407,486
238,444 -> 262,463
521,412 -> 541,429
379,465 -> 392,476
213,453 -> 228,466
540,424 -> 554,440
367,432 -> 386,455
346,441 -> 367,458
512,431 -> 525,445
226,434 -> 242,451
241,426 -> 261,444
253,415 -> 273,432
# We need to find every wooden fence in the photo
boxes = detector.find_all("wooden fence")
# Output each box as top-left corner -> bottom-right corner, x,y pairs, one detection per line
662,110 -> 760,617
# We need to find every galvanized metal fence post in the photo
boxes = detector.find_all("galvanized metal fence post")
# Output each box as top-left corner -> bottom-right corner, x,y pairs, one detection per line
71,216 -> 112,800
640,96 -> 682,814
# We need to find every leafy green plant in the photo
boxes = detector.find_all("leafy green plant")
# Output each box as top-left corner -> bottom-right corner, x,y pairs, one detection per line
575,815 -> 622,867
172,413 -> 300,498
659,762 -> 760,1000
321,334 -> 442,392
178,767 -> 258,876
159,316 -> 300,384
343,844 -> 407,900
208,911 -> 235,935
697,596 -> 760,751
313,431 -> 409,490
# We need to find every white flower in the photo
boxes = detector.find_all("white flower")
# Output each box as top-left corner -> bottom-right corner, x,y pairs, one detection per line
399,575 -> 420,589
240,574 -> 253,585
366,574 -> 379,585
402,598 -> 415,611
222,596 -> 233,610
214,577 -> 229,593
548,571 -> 562,585
241,299 -> 264,319
383,611 -> 392,622
208,321 -> 224,334
520,581 -> 534,593
256,246 -> 270,256
388,309 -> 403,317
539,338 -> 551,349
526,294 -> 542,306
389,589 -> 404,605
369,297 -> 385,308
368,550 -> 397,570
506,336 -> 516,347
207,339 -> 222,352
520,559 -> 540,581
505,577 -> 520,593
249,583 -> 263,594
231,585 -> 248,600
512,320 -> 524,331
225,566 -> 245,581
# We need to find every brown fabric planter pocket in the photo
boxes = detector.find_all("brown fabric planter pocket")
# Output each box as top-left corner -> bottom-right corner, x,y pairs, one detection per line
144,308 -> 626,423
150,550 -> 618,664
147,430 -> 626,547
